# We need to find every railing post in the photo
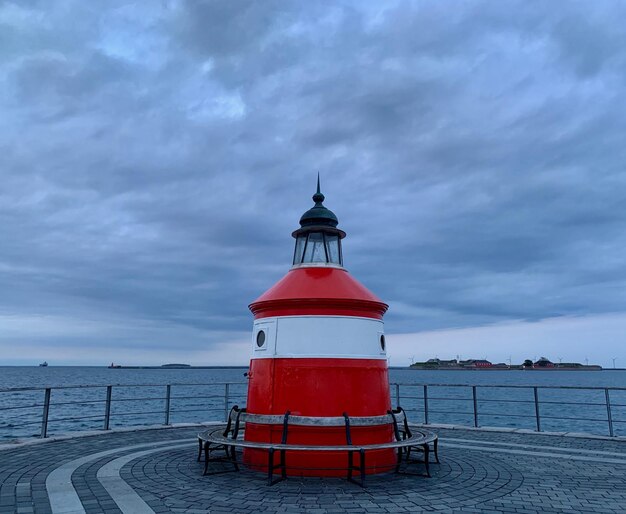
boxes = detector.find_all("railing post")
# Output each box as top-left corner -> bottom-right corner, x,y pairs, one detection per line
423,385 -> 429,424
165,384 -> 171,425
533,386 -> 541,432
395,383 -> 400,407
472,386 -> 478,428
224,383 -> 230,422
41,388 -> 51,439
103,385 -> 112,430
605,388 -> 614,437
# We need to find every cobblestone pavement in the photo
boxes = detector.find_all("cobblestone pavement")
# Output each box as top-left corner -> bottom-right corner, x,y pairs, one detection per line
1,425 -> 625,513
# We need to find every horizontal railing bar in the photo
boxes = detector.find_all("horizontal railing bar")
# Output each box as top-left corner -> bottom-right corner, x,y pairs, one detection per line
167,382 -> 248,387
476,399 -> 535,404
477,412 -> 548,419
169,395 -> 224,400
167,403 -> 221,410
170,394 -> 224,400
48,414 -> 105,422
423,397 -> 473,401
0,403 -> 46,411
109,397 -> 167,402
0,420 -> 44,427
536,415 -> 608,422
425,410 -> 475,416
49,400 -> 106,406
391,383 -> 626,391
169,407 -> 224,413
108,410 -> 171,417
535,400 -> 607,407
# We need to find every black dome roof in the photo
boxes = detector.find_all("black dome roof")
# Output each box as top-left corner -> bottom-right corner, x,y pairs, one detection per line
299,176 -> 339,228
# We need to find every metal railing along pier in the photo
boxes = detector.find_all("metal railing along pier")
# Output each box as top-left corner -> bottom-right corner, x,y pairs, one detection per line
0,382 -> 624,441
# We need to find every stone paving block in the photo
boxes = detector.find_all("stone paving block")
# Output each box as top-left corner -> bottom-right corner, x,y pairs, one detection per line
2,426 -> 626,513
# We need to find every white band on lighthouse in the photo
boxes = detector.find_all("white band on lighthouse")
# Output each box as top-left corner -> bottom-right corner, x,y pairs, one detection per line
251,315 -> 386,360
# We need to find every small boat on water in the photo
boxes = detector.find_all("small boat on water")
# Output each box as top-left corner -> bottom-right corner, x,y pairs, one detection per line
39,361 -> 48,367
108,363 -> 122,368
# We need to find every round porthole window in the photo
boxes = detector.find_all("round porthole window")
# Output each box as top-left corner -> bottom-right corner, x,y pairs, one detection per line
256,330 -> 266,348
380,334 -> 386,351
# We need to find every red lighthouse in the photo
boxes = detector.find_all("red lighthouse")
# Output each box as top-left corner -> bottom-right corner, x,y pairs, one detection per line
244,179 -> 395,475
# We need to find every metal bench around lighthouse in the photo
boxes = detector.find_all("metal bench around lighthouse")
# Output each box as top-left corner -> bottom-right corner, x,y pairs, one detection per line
197,406 -> 439,486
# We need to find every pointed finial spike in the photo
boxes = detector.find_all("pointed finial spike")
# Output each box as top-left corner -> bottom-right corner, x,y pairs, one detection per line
312,173 -> 325,204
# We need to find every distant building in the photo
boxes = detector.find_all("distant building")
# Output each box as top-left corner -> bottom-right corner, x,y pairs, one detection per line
458,359 -> 492,368
470,359 -> 492,368
409,356 -> 601,371
533,357 -> 555,368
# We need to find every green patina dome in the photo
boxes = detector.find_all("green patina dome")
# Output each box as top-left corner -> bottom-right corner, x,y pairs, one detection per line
299,175 -> 339,228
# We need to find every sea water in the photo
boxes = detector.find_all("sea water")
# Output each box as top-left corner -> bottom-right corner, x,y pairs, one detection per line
0,366 -> 625,440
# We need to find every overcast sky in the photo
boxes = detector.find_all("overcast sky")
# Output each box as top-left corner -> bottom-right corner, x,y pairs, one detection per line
1,0 -> 625,367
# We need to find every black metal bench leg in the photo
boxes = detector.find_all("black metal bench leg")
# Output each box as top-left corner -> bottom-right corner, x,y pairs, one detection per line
395,447 -> 402,474
203,444 -> 210,475
434,439 -> 440,463
229,445 -> 239,472
423,444 -> 431,478
359,449 -> 366,488
347,450 -> 353,482
280,450 -> 287,480
197,439 -> 203,462
267,448 -> 275,485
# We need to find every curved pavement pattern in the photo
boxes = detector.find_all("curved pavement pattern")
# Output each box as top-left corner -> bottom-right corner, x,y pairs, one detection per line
1,426 -> 626,513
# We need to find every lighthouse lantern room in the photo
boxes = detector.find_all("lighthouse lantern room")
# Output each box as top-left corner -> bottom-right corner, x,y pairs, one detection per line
292,179 -> 345,267
244,178 -> 396,476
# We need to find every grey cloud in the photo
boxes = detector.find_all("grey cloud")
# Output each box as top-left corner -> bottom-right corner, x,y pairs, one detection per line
1,0 -> 626,363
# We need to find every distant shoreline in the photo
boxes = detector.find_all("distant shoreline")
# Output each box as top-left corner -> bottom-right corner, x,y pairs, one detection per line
107,365 -> 247,369
3,365 -> 622,371
0,365 -> 249,369
407,367 -> 621,371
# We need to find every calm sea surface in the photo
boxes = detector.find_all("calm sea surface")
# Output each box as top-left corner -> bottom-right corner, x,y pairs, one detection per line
1,366 -> 625,440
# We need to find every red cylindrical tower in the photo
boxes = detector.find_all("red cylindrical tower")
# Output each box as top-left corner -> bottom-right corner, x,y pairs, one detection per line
244,179 -> 395,476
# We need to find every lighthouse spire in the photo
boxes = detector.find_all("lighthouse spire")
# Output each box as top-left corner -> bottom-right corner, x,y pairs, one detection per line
313,173 -> 324,204
298,175 -> 340,229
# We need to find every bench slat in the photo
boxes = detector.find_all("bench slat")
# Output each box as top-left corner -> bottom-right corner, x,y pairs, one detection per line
241,413 -> 395,426
198,429 -> 436,451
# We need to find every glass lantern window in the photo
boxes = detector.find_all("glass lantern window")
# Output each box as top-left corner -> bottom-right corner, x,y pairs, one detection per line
303,232 -> 327,262
294,231 -> 343,265
325,234 -> 341,264
293,235 -> 306,264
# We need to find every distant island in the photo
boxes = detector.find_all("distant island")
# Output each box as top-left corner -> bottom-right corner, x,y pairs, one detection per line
107,363 -> 245,369
410,356 -> 602,370
109,363 -> 191,369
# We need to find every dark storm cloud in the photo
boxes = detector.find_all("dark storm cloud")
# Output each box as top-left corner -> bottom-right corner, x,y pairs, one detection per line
1,0 -> 626,362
